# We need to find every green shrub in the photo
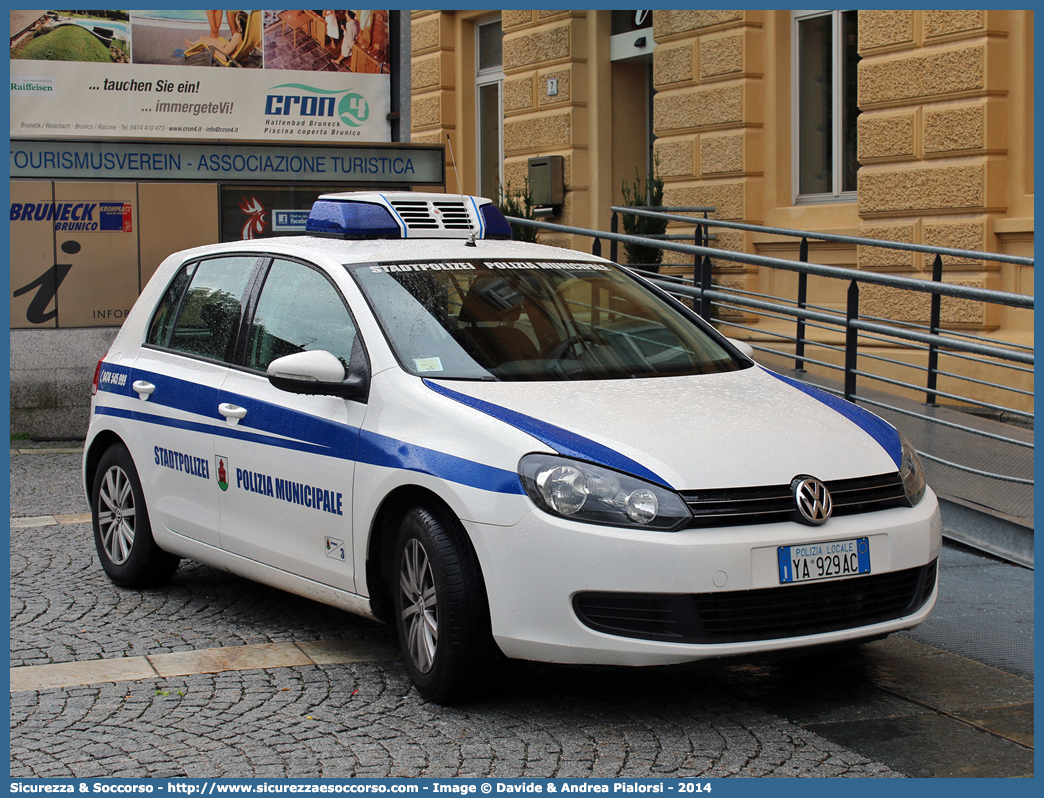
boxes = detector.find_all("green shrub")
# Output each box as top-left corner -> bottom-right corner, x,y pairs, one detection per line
620,164 -> 667,273
497,180 -> 538,243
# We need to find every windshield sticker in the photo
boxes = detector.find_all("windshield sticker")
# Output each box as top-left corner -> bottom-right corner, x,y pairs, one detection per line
369,260 -> 610,274
414,356 -> 444,373
370,262 -> 474,274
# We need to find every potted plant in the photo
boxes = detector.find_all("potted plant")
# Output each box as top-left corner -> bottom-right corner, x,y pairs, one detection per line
497,179 -> 538,243
619,162 -> 666,273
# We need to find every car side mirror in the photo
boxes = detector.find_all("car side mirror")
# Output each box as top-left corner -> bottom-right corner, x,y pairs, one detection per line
267,350 -> 368,402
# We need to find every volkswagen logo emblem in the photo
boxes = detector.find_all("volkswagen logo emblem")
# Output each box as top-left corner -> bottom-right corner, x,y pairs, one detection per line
792,475 -> 832,525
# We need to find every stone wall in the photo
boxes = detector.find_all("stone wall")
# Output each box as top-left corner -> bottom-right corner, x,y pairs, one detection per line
855,10 -> 1015,328
406,8 -> 1032,361
500,10 -> 586,248
650,11 -> 764,303
409,11 -> 456,162
10,327 -> 119,440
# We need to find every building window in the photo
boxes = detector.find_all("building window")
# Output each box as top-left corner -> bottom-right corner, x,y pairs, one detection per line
609,10 -> 657,187
476,18 -> 503,201
793,10 -> 860,201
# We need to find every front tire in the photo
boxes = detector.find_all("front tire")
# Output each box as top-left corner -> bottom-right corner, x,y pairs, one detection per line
92,443 -> 180,588
393,504 -> 501,704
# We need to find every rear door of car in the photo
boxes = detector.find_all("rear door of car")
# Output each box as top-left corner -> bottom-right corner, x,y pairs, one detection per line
214,257 -> 367,592
128,254 -> 264,549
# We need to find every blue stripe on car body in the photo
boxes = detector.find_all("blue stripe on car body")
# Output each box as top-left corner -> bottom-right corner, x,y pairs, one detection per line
423,379 -> 672,488
95,405 -> 348,460
356,429 -> 524,495
95,364 -> 523,495
764,370 -> 902,468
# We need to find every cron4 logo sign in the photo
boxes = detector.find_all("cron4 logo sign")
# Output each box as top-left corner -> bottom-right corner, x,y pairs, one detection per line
264,84 -> 371,128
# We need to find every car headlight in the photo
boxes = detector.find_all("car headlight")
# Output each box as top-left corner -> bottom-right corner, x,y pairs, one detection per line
518,454 -> 692,531
899,433 -> 926,506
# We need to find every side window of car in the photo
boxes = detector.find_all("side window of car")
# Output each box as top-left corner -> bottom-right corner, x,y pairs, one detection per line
163,257 -> 256,362
246,259 -> 358,373
146,262 -> 197,347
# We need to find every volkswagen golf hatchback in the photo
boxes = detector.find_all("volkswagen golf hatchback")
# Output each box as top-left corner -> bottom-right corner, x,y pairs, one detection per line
84,191 -> 941,703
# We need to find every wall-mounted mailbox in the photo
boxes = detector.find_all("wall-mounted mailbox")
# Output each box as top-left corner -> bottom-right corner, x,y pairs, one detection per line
528,155 -> 564,216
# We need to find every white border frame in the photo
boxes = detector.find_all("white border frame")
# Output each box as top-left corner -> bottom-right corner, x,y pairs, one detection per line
475,16 -> 504,200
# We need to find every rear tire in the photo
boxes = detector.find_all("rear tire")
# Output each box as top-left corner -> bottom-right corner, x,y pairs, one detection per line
92,443 -> 180,588
392,504 -> 502,704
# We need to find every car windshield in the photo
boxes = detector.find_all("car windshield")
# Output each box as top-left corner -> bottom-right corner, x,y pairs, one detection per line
348,259 -> 745,381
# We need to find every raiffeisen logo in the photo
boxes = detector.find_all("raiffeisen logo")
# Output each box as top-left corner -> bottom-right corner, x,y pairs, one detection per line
11,76 -> 55,94
264,83 -> 370,128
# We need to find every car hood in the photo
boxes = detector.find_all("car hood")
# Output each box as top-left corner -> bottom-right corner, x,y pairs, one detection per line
425,366 -> 902,491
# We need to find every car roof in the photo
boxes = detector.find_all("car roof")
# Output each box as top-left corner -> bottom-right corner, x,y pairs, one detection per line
173,236 -> 613,267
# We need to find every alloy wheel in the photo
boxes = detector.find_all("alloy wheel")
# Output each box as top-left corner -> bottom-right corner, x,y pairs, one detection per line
97,465 -> 136,565
399,538 -> 438,673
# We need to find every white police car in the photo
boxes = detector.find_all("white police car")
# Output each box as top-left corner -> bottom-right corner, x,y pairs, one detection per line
84,191 -> 941,703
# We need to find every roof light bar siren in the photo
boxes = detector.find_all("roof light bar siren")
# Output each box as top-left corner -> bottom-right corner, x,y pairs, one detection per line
305,192 -> 512,241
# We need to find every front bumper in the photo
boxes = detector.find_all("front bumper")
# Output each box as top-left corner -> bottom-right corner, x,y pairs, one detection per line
467,488 -> 942,665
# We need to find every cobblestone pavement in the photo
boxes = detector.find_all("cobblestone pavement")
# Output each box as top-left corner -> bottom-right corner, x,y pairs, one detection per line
11,659 -> 902,779
9,448 -> 1031,778
9,448 -> 903,778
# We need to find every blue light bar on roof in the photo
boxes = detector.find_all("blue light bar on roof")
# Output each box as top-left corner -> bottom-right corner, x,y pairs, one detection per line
480,204 -> 513,239
306,200 -> 402,239
305,192 -> 516,241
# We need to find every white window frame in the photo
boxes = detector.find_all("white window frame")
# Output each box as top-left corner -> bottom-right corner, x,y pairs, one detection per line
792,9 -> 859,204
609,10 -> 657,191
475,17 -> 504,201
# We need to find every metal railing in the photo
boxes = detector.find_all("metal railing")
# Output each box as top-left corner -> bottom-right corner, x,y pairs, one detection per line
507,209 -> 1034,562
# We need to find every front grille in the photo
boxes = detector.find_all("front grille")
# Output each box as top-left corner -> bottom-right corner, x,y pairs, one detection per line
390,199 -> 474,231
695,560 -> 936,642
571,594 -> 699,642
679,472 -> 908,528
573,560 -> 937,645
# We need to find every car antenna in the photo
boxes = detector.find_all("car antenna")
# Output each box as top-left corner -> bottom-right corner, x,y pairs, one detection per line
446,133 -> 477,247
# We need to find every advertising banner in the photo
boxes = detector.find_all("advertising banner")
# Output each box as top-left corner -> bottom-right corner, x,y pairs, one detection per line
10,9 -> 392,143
10,181 -> 141,329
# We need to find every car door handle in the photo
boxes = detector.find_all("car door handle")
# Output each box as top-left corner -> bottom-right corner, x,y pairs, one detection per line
131,380 -> 155,401
218,403 -> 248,425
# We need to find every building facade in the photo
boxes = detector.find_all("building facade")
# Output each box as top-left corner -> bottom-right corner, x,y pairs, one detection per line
409,9 -> 1033,410
9,9 -> 420,438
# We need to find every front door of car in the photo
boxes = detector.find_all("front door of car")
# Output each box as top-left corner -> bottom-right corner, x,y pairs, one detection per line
215,258 -> 366,592
128,255 -> 260,549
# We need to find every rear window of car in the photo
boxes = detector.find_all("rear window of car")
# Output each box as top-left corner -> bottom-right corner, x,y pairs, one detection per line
147,256 -> 256,363
348,259 -> 744,381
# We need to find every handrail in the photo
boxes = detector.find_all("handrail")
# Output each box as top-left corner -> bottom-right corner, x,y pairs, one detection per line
612,206 -> 1036,268
508,216 -> 1033,309
648,280 -> 1033,365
